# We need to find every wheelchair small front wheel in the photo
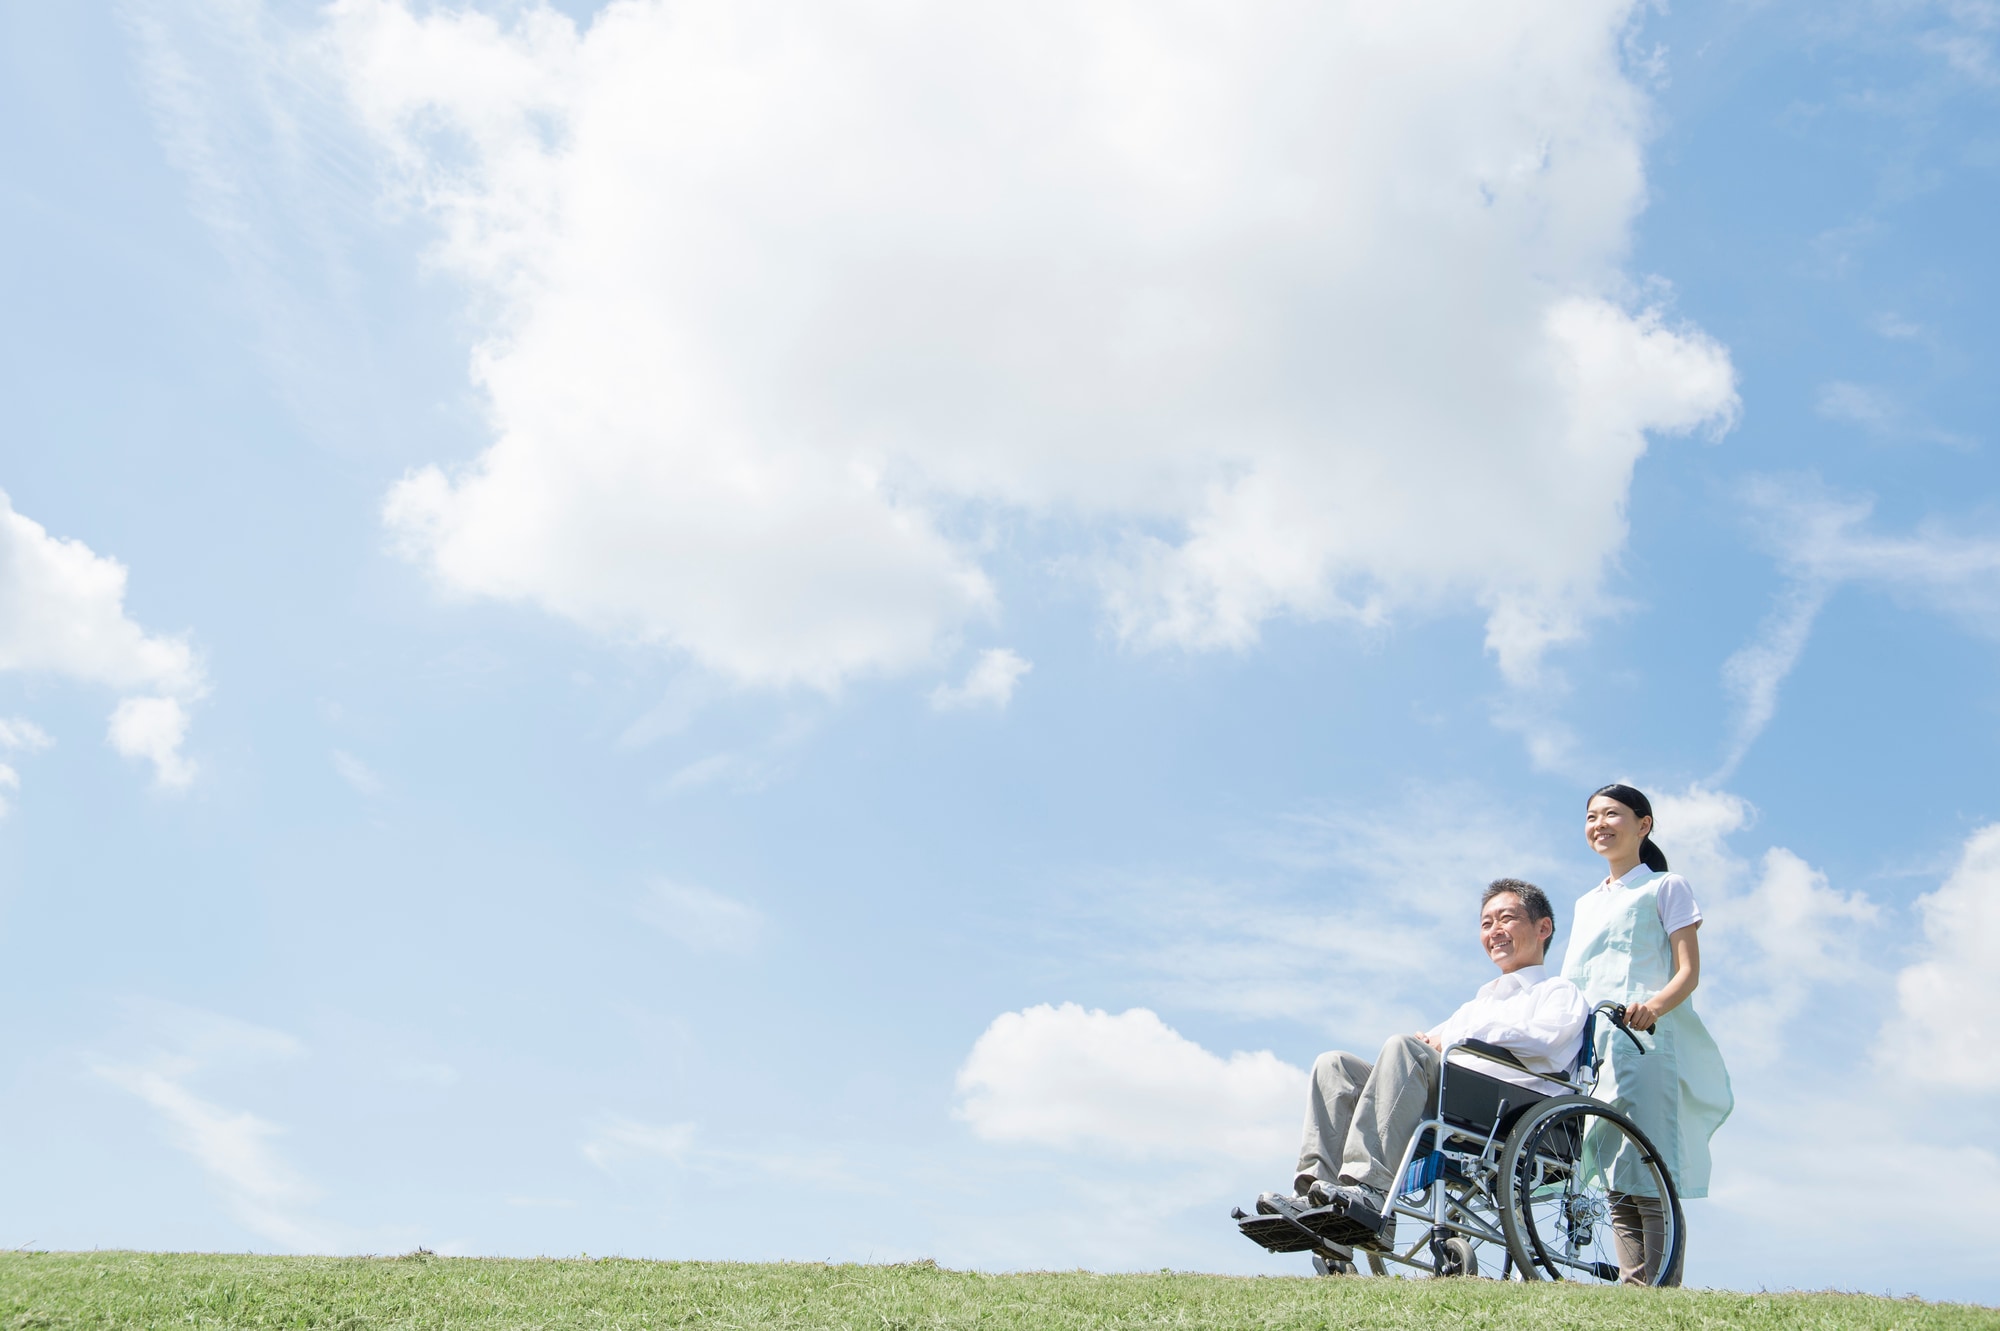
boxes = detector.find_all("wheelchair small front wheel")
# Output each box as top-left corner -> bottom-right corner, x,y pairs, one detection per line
1496,1095 -> 1684,1286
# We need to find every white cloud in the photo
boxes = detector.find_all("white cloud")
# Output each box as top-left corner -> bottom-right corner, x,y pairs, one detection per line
1813,380 -> 1969,448
0,494 -> 200,692
635,879 -> 764,953
0,717 -> 52,752
0,717 -> 53,817
581,1115 -> 697,1170
929,649 -> 1032,711
310,0 -> 1734,693
94,1005 -> 323,1250
1686,817 -> 2000,1295
98,1063 -> 321,1249
1881,822 -> 2000,1090
1703,1086 -> 2000,1295
1815,379 -> 1896,430
1712,847 -> 1879,1063
392,1058 -> 459,1088
1614,783 -> 1882,1079
0,488 -> 205,789
1052,784 -> 1558,1038
1719,481 -> 2000,773
1716,581 -> 1830,780
1914,2 -> 2000,85
955,1003 -> 1302,1165
1871,313 -> 1924,340
331,749 -> 384,796
658,750 -> 770,797
1648,782 -> 1755,889
1490,694 -> 1583,775
108,696 -> 197,790
1766,488 -> 2000,612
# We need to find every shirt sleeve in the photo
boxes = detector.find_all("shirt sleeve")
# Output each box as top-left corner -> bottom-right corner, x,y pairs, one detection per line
1427,998 -> 1479,1050
1654,873 -> 1703,935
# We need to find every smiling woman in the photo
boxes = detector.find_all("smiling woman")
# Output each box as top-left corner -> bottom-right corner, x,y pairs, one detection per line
1566,783 -> 1734,1287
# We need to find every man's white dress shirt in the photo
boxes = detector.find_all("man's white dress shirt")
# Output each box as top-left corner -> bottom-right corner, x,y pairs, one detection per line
1426,963 -> 1589,1094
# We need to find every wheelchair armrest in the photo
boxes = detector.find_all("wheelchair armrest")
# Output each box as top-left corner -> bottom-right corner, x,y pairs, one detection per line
1450,1038 -> 1531,1072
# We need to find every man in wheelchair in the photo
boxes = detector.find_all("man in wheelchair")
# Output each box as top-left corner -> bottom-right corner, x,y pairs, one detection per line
1254,878 -> 1588,1255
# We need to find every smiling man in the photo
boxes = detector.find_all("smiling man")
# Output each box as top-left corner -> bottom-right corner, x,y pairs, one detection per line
1254,878 -> 1589,1254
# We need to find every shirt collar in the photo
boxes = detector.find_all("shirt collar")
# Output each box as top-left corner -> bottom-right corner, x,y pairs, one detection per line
1484,962 -> 1547,994
1596,865 -> 1660,892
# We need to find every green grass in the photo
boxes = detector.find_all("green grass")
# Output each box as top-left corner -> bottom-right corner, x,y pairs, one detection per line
1,1253 -> 1993,1331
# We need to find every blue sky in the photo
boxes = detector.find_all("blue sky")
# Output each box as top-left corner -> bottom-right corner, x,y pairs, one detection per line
3,0 -> 1998,1302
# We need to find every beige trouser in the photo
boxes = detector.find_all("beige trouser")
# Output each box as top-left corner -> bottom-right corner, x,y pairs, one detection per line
1609,1194 -> 1685,1287
1294,1035 -> 1441,1196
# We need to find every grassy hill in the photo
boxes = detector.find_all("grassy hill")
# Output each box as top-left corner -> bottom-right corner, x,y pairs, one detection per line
2,1252 -> 1994,1330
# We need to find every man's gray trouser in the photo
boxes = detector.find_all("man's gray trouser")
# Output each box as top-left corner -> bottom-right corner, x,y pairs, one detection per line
1294,1035 -> 1441,1196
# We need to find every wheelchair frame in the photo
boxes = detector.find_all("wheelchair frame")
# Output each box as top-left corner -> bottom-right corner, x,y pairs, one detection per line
1341,1002 -> 1680,1282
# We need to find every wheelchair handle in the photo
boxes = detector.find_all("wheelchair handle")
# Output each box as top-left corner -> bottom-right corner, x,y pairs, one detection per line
1599,1002 -> 1648,1054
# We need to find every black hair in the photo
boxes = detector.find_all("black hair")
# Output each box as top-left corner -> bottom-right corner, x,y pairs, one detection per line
1588,783 -> 1669,872
1482,878 -> 1555,943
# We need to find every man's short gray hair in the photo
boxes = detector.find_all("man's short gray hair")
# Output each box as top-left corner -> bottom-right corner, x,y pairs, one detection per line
1482,877 -> 1555,941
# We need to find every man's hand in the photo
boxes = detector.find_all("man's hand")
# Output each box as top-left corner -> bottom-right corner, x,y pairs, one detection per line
1417,1031 -> 1443,1051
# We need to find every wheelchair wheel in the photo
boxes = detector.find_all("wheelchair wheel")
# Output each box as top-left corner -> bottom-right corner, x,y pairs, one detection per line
1497,1095 -> 1683,1285
1438,1235 -> 1477,1278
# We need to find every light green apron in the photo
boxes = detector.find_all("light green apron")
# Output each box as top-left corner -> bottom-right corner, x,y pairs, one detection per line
1561,870 -> 1732,1199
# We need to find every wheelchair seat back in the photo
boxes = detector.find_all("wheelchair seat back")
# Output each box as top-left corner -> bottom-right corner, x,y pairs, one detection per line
1438,1061 -> 1549,1144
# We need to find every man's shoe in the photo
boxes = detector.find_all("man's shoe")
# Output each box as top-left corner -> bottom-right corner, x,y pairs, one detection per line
1338,1182 -> 1389,1215
1296,1184 -> 1393,1250
1235,1201 -> 1321,1254
1331,1183 -> 1390,1232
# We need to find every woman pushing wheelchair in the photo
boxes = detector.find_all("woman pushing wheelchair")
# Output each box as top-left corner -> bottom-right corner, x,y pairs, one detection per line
1568,783 -> 1733,1285
1238,781 -> 1731,1285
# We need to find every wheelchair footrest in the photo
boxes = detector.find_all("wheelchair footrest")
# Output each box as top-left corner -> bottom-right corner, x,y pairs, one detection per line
1233,1209 -> 1325,1254
1234,1201 -> 1390,1254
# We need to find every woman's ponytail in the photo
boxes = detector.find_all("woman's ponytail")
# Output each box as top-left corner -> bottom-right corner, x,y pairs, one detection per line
1639,836 -> 1669,873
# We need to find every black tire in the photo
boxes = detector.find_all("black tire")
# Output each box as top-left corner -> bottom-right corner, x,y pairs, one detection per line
1439,1236 -> 1477,1278
1497,1095 -> 1684,1286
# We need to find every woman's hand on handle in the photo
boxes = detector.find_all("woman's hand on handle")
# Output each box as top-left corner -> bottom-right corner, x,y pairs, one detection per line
1624,997 -> 1661,1032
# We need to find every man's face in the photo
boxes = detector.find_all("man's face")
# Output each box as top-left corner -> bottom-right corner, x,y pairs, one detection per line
1481,892 -> 1550,973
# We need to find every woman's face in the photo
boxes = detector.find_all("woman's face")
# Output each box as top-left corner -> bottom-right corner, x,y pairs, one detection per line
1585,795 -> 1652,864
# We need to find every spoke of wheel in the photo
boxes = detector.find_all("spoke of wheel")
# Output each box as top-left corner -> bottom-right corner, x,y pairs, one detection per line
1498,1097 -> 1684,1286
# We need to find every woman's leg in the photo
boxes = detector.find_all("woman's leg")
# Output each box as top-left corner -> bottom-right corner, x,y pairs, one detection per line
1606,1193 -> 1677,1285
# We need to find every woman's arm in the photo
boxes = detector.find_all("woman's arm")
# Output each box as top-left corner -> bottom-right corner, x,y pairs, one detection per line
1625,924 -> 1700,1032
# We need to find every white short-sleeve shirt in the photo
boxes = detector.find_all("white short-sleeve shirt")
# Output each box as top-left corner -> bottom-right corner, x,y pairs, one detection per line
1592,867 -> 1703,935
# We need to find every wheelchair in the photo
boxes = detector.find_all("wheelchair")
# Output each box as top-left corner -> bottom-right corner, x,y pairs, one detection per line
1234,1002 -> 1683,1284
